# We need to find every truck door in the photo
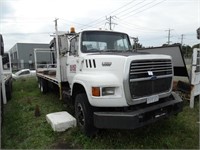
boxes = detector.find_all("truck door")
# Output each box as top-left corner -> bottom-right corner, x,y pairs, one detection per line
190,48 -> 200,108
66,36 -> 79,85
0,34 -> 7,104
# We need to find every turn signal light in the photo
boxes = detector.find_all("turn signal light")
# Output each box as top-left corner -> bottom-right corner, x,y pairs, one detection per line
92,87 -> 100,97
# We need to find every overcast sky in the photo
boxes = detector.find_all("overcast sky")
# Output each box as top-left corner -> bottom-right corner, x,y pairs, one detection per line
0,0 -> 199,51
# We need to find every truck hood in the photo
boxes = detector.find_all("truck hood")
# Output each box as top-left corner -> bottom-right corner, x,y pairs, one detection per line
81,52 -> 172,77
88,51 -> 149,57
79,53 -> 172,106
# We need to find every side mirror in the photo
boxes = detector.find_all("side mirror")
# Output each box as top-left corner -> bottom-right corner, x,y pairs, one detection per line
59,36 -> 70,55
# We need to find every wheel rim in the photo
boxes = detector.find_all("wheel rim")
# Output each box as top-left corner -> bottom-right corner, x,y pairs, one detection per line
76,103 -> 85,127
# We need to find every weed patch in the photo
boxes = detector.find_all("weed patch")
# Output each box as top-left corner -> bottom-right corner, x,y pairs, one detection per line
1,78 -> 199,149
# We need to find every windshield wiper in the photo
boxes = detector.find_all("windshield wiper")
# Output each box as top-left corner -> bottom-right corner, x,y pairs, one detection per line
125,50 -> 134,52
104,49 -> 134,53
103,49 -> 123,52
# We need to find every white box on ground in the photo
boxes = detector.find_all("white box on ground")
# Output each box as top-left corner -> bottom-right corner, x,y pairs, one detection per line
46,111 -> 76,132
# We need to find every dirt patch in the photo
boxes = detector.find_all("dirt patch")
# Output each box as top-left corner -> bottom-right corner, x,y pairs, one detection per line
51,142 -> 74,149
50,138 -> 81,149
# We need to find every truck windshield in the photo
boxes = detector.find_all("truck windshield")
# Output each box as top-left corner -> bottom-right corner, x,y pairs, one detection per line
81,31 -> 131,53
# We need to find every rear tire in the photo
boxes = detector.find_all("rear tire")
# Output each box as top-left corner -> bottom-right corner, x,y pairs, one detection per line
40,79 -> 48,94
1,91 -> 4,126
75,93 -> 97,137
6,79 -> 12,101
38,78 -> 41,89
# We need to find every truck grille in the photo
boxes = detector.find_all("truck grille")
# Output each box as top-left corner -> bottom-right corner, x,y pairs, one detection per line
129,59 -> 173,99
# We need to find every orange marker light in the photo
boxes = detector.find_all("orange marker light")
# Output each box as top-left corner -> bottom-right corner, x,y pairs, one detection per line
70,27 -> 75,33
92,87 -> 100,97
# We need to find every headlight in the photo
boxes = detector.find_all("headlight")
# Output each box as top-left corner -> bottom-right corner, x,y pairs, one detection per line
102,87 -> 115,96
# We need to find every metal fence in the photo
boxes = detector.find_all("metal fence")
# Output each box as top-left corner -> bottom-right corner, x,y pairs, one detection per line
11,63 -> 35,71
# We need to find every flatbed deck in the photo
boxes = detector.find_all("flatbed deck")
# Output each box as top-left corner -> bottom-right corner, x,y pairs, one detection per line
36,69 -> 58,85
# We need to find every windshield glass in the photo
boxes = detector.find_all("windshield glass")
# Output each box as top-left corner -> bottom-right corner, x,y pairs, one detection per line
81,31 -> 131,53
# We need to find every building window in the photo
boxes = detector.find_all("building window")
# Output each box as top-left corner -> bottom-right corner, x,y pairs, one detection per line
14,51 -> 17,59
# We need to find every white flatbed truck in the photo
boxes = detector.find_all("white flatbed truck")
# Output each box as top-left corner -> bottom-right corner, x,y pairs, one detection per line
35,22 -> 183,136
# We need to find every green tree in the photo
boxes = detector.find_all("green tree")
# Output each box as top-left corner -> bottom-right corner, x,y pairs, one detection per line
181,45 -> 192,58
192,43 -> 200,49
132,42 -> 144,49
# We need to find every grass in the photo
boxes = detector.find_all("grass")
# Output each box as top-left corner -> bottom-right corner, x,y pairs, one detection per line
1,78 -> 199,149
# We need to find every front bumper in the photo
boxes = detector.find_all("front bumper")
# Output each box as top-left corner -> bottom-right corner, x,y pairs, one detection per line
94,92 -> 183,129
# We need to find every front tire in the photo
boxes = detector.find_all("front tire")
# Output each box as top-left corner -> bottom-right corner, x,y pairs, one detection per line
75,93 -> 97,137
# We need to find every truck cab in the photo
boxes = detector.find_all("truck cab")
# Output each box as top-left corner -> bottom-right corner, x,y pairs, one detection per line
36,28 -> 183,136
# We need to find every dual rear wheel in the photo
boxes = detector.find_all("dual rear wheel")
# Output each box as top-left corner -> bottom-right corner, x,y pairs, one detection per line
38,78 -> 48,93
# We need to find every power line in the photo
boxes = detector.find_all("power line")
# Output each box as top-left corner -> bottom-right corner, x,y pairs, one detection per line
78,0 -> 138,30
77,18 -> 106,30
114,17 -> 164,32
113,0 -> 146,17
108,0 -> 136,15
4,0 -> 164,32
59,18 -> 90,27
121,0 -> 167,19
119,0 -> 156,18
1,32 -> 51,36
81,0 -> 165,29
59,18 -> 105,30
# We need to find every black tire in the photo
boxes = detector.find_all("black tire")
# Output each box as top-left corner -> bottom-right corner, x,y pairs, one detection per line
1,91 -> 4,126
75,93 -> 97,137
6,79 -> 12,101
40,79 -> 48,94
38,78 -> 41,89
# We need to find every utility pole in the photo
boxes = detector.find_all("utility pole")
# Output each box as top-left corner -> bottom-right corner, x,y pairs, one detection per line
165,28 -> 174,45
181,34 -> 185,46
54,18 -> 62,100
106,16 -> 117,30
180,34 -> 185,50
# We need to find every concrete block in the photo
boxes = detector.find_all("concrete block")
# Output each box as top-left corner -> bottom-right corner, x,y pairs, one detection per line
46,111 -> 76,132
